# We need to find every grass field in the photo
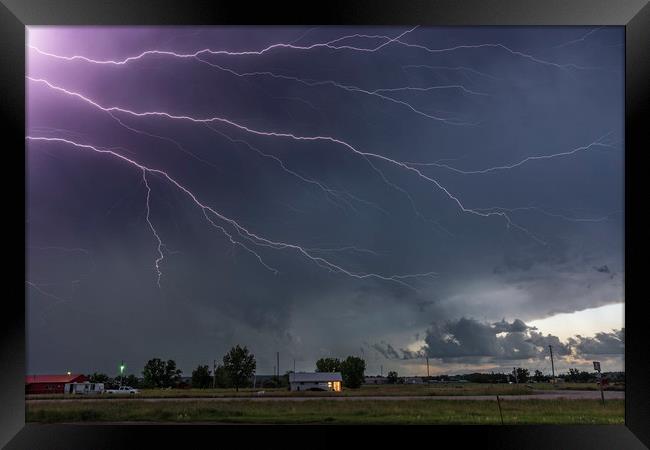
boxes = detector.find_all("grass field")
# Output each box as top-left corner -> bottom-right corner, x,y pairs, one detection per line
26,399 -> 624,424
531,382 -> 624,391
25,382 -> 623,401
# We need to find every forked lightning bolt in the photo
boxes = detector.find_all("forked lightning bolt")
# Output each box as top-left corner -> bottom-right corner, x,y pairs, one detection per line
29,26 -> 592,71
407,132 -> 616,174
28,76 -> 540,242
27,136 -> 437,290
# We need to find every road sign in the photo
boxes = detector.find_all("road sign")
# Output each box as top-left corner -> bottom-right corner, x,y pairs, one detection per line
593,361 -> 601,372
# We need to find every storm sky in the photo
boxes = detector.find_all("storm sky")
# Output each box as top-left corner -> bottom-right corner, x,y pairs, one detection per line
26,26 -> 624,377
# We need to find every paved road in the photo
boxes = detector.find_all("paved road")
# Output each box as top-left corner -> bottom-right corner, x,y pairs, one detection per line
26,390 -> 624,403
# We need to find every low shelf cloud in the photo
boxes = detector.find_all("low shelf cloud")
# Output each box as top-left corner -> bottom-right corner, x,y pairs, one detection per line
369,317 -> 623,368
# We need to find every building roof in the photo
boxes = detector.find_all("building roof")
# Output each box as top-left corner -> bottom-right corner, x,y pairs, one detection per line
289,372 -> 342,382
25,374 -> 86,384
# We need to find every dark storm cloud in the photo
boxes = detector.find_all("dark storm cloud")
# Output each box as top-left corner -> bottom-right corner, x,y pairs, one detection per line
492,318 -> 531,333
371,341 -> 401,359
371,317 -> 621,363
367,341 -> 425,360
26,26 -> 624,374
594,265 -> 610,273
527,331 -> 572,356
401,348 -> 426,359
421,318 -> 550,361
569,329 -> 624,355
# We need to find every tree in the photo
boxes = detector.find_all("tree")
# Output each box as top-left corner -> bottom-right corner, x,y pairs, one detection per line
214,364 -> 231,388
142,358 -> 182,388
533,370 -> 545,382
143,358 -> 165,388
163,359 -> 182,387
567,368 -> 579,382
565,368 -> 593,383
387,371 -> 398,384
464,372 -> 510,384
222,345 -> 256,392
191,365 -> 212,389
340,356 -> 366,389
315,357 -> 341,373
515,367 -> 530,383
124,374 -> 140,388
87,372 -> 109,383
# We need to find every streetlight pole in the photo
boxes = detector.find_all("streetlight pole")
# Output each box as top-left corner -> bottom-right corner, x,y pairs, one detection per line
119,361 -> 125,387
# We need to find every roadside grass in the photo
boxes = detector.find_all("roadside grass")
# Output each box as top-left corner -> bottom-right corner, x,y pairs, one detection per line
26,383 -> 568,400
530,382 -> 624,391
26,399 -> 624,424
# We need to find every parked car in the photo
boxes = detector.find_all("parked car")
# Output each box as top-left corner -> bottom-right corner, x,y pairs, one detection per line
105,386 -> 139,395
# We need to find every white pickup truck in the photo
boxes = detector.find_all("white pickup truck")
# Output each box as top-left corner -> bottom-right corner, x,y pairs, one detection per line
105,386 -> 139,395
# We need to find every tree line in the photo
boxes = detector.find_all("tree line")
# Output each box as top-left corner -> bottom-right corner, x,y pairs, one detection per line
88,348 -> 621,390
87,347 -> 367,390
88,344 -> 256,391
381,368 -> 624,384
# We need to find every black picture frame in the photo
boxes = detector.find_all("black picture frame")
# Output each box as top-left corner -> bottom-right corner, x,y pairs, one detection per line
1,1 -> 648,448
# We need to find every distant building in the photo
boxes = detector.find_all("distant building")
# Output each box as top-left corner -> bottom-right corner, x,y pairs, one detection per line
26,374 -> 87,395
289,372 -> 342,392
64,381 -> 104,395
404,376 -> 424,384
364,376 -> 388,385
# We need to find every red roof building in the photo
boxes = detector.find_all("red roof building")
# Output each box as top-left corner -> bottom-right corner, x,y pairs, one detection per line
25,374 -> 87,395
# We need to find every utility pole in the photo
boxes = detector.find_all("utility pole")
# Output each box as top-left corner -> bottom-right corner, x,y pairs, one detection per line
426,357 -> 430,378
594,361 -> 605,406
549,345 -> 555,382
213,359 -> 217,389
513,367 -> 518,384
277,352 -> 280,378
496,395 -> 504,425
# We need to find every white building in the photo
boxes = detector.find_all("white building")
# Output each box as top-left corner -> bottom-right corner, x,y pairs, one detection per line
64,382 -> 105,395
289,372 -> 342,392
